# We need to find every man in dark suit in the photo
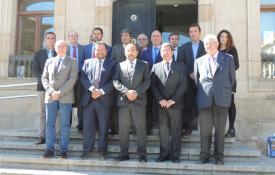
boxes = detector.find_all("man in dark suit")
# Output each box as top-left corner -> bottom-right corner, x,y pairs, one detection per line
151,43 -> 188,163
41,40 -> 78,158
110,28 -> 133,134
137,33 -> 148,52
80,43 -> 116,160
169,33 -> 183,62
141,30 -> 163,133
84,27 -> 111,59
181,23 -> 205,136
194,34 -> 236,165
111,28 -> 132,63
32,31 -> 57,144
113,44 -> 151,162
66,30 -> 85,131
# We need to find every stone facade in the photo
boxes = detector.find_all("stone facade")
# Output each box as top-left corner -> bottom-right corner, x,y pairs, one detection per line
0,0 -> 274,151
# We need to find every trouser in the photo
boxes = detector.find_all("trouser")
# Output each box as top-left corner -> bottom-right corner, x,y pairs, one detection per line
198,103 -> 227,160
119,104 -> 147,157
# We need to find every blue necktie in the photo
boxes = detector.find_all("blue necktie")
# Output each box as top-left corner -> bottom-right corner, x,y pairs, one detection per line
153,47 -> 158,64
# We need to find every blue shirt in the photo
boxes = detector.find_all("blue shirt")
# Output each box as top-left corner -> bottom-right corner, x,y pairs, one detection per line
192,42 -> 199,60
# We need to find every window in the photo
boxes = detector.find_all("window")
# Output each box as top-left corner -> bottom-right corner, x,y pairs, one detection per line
17,0 -> 54,55
260,0 -> 275,78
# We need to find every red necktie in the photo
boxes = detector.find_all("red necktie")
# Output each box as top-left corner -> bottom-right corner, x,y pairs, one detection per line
73,46 -> 77,59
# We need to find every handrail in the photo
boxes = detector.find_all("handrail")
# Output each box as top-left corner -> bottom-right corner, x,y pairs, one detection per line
0,82 -> 37,88
0,94 -> 37,100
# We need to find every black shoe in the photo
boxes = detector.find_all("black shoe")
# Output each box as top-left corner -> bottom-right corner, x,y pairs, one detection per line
35,137 -> 45,144
197,158 -> 209,164
139,156 -> 147,162
225,128 -> 235,138
183,128 -> 192,137
43,150 -> 54,158
172,159 -> 180,163
155,157 -> 169,162
215,159 -> 224,165
117,155 -> 129,161
60,152 -> 67,159
80,152 -> 89,159
76,125 -> 83,132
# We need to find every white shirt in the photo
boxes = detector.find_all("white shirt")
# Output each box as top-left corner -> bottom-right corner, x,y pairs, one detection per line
88,58 -> 106,94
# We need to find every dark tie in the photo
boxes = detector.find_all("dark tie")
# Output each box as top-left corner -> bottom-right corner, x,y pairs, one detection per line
153,47 -> 158,64
55,57 -> 62,74
94,60 -> 102,88
128,61 -> 134,81
164,62 -> 170,79
73,46 -> 77,59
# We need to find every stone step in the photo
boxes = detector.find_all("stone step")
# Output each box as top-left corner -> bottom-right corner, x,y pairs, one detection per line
0,153 -> 274,175
0,130 -> 236,144
0,140 -> 260,162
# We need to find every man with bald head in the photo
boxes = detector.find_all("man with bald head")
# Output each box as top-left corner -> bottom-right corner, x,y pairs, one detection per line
194,34 -> 236,165
113,44 -> 151,162
80,43 -> 116,160
42,40 -> 78,158
141,30 -> 163,133
137,33 -> 148,52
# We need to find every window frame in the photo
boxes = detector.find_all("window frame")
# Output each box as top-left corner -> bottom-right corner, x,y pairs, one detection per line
16,0 -> 54,54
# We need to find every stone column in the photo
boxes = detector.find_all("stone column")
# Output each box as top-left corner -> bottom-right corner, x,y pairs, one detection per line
198,0 -> 215,36
0,0 -> 17,78
54,0 -> 113,45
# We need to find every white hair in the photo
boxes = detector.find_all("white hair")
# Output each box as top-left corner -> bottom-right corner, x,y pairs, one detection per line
203,34 -> 218,44
55,40 -> 67,50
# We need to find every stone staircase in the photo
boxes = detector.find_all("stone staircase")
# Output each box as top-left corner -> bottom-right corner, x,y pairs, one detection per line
0,129 -> 274,175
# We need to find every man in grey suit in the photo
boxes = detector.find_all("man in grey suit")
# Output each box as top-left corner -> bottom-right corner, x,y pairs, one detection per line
80,43 -> 116,160
42,40 -> 78,158
151,43 -> 188,163
32,31 -> 56,144
194,34 -> 236,165
113,44 -> 151,162
66,30 -> 85,131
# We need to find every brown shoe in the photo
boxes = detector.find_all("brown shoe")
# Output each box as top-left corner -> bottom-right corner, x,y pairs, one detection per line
35,137 -> 45,144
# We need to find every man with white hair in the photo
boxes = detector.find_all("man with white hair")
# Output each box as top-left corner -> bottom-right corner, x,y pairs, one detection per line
194,34 -> 236,165
42,40 -> 78,158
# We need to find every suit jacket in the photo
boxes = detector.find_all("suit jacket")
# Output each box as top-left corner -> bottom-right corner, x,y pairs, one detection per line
80,58 -> 116,107
173,46 -> 184,62
220,47 -> 239,92
194,52 -> 236,109
140,47 -> 162,70
151,61 -> 188,109
32,48 -> 57,91
84,43 -> 112,60
111,44 -> 126,63
66,44 -> 85,71
181,41 -> 205,74
41,56 -> 78,104
113,59 -> 151,107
